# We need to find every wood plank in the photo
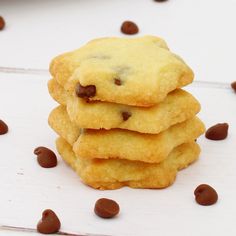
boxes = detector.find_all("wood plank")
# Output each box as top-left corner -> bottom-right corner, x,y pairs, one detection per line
0,73 -> 235,235
1,0 -> 236,83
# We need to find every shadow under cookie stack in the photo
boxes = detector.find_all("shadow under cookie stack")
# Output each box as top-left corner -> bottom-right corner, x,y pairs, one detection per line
48,36 -> 205,190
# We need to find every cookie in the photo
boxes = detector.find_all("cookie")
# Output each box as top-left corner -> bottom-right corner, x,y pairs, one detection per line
48,106 -> 80,146
50,36 -> 168,88
50,36 -> 194,106
48,79 -> 200,134
74,117 -> 204,163
48,106 -> 205,163
56,137 -> 200,190
48,79 -> 67,106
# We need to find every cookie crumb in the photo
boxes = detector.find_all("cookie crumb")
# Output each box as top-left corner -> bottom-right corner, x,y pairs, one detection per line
121,21 -> 139,35
205,123 -> 228,140
194,184 -> 218,206
34,147 -> 57,168
94,198 -> 120,218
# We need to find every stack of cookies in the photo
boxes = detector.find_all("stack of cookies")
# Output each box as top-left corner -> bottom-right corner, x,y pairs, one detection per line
48,36 -> 205,190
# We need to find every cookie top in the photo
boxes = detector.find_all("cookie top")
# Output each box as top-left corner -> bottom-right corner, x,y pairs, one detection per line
50,36 -> 194,106
48,79 -> 201,134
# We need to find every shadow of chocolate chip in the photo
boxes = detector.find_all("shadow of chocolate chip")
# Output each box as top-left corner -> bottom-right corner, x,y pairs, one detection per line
34,147 -> 57,168
122,111 -> 131,121
75,84 -> 96,98
37,209 -> 61,234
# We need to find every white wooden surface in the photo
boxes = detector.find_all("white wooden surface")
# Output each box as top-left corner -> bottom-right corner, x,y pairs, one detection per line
0,1 -> 236,235
1,0 -> 236,83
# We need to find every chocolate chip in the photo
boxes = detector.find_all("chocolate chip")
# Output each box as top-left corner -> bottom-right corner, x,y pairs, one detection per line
231,81 -> 236,92
205,123 -> 229,140
114,78 -> 122,86
122,111 -> 131,121
34,147 -> 57,168
94,198 -> 120,219
75,84 -> 96,99
0,16 -> 5,30
0,119 -> 8,135
121,21 -> 139,35
194,184 -> 218,206
37,209 -> 61,234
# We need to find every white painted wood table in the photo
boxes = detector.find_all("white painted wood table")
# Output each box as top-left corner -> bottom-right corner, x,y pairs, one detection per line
0,1 -> 236,235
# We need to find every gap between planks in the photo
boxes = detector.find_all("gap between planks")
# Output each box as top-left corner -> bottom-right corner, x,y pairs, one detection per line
0,225 -> 110,236
0,66 -> 231,90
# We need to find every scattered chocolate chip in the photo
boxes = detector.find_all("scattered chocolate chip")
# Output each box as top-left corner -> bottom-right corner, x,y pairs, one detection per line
205,123 -> 229,140
114,78 -> 122,86
121,21 -> 139,35
231,81 -> 236,92
75,84 -> 96,99
37,209 -> 61,234
194,184 -> 218,206
34,147 -> 57,168
0,119 -> 8,135
122,111 -> 132,121
0,16 -> 5,30
94,198 -> 120,219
